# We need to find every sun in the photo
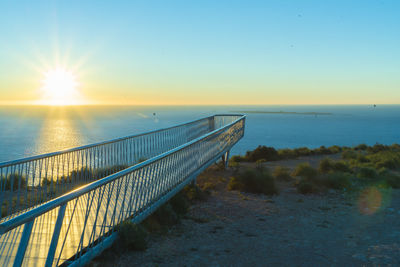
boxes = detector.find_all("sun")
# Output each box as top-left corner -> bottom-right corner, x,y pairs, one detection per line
40,68 -> 81,105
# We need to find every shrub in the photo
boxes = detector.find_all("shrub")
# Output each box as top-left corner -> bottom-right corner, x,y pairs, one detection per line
354,144 -> 368,151
273,166 -> 292,181
356,154 -> 369,163
293,147 -> 313,157
3,174 -> 26,191
390,144 -> 400,151
342,150 -> 358,160
228,168 -> 278,195
314,146 -> 332,155
41,177 -> 53,186
230,155 -> 246,163
277,148 -> 297,159
296,179 -> 318,194
365,151 -> 400,170
382,173 -> 400,188
183,184 -> 207,201
367,144 -> 388,154
357,167 -> 378,179
245,146 -> 279,162
320,172 -> 351,190
292,163 -> 318,180
117,221 -> 148,251
319,158 -> 333,174
328,145 -> 342,154
69,167 -> 94,182
332,161 -> 352,173
169,191 -> 190,215
152,203 -> 179,226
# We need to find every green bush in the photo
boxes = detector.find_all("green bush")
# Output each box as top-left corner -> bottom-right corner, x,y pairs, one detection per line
328,145 -> 342,154
332,161 -> 352,173
367,144 -> 388,154
183,184 -> 207,201
230,155 -> 246,163
277,148 -> 297,159
366,151 -> 400,170
117,221 -> 148,251
356,154 -> 369,163
390,144 -> 400,151
342,150 -> 358,160
296,179 -> 318,194
69,167 -> 94,182
313,146 -> 332,155
320,172 -> 351,190
354,144 -> 368,151
169,191 -> 190,215
319,158 -> 332,174
292,163 -> 318,180
245,146 -> 279,162
273,166 -> 292,181
357,167 -> 378,179
3,174 -> 26,191
228,168 -> 278,195
382,173 -> 400,188
319,158 -> 351,174
293,147 -> 313,157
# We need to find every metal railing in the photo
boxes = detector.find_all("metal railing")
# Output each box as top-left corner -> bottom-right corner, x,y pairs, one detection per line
0,114 -> 245,266
0,115 -> 241,220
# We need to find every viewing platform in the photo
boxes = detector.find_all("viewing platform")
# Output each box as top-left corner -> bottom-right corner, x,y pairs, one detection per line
0,114 -> 245,266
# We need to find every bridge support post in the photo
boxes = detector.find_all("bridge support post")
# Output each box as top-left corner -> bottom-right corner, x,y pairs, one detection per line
221,150 -> 230,169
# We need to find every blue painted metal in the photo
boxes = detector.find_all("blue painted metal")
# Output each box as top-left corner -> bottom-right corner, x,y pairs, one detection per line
13,220 -> 34,267
0,114 -> 245,266
45,204 -> 66,267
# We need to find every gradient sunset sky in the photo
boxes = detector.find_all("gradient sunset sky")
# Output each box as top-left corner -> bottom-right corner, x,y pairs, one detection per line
0,0 -> 399,105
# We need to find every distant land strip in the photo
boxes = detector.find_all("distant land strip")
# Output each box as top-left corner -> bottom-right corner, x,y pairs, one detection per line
231,111 -> 333,115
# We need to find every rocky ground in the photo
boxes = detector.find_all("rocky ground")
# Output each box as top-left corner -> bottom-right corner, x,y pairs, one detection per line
90,156 -> 400,266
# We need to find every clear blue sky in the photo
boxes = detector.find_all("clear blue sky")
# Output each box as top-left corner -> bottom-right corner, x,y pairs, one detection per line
0,0 -> 399,105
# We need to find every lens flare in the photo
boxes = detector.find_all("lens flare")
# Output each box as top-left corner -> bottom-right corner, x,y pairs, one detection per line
358,187 -> 382,215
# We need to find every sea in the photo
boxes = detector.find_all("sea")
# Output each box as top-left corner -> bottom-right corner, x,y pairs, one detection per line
0,105 -> 399,163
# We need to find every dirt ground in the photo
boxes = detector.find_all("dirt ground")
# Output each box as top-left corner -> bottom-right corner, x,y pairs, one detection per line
90,155 -> 400,266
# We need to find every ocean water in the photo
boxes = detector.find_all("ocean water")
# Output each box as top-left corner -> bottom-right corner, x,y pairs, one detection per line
0,105 -> 399,163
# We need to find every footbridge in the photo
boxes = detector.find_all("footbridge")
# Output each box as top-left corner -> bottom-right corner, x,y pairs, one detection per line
0,114 -> 245,266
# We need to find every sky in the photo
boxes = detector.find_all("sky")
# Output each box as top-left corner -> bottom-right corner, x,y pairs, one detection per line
0,0 -> 399,105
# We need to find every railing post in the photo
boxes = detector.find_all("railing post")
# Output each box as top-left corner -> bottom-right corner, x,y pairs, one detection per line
45,203 -> 67,267
13,220 -> 34,267
221,150 -> 230,169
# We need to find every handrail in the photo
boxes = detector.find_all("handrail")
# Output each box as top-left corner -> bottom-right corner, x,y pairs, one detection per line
0,116 -> 215,168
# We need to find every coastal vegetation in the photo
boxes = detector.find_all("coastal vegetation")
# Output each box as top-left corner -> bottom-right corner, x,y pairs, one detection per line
228,143 -> 400,195
228,167 -> 278,195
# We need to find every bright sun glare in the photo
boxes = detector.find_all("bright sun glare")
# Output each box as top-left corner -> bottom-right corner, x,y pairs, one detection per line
40,68 -> 80,105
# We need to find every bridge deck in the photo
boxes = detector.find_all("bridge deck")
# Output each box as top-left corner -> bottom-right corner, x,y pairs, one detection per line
0,181 -> 128,266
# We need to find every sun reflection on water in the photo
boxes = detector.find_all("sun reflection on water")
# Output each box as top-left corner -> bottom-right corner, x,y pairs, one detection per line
35,108 -> 83,154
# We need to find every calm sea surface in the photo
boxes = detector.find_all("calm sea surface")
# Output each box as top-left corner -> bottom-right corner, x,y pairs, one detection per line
0,105 -> 399,163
